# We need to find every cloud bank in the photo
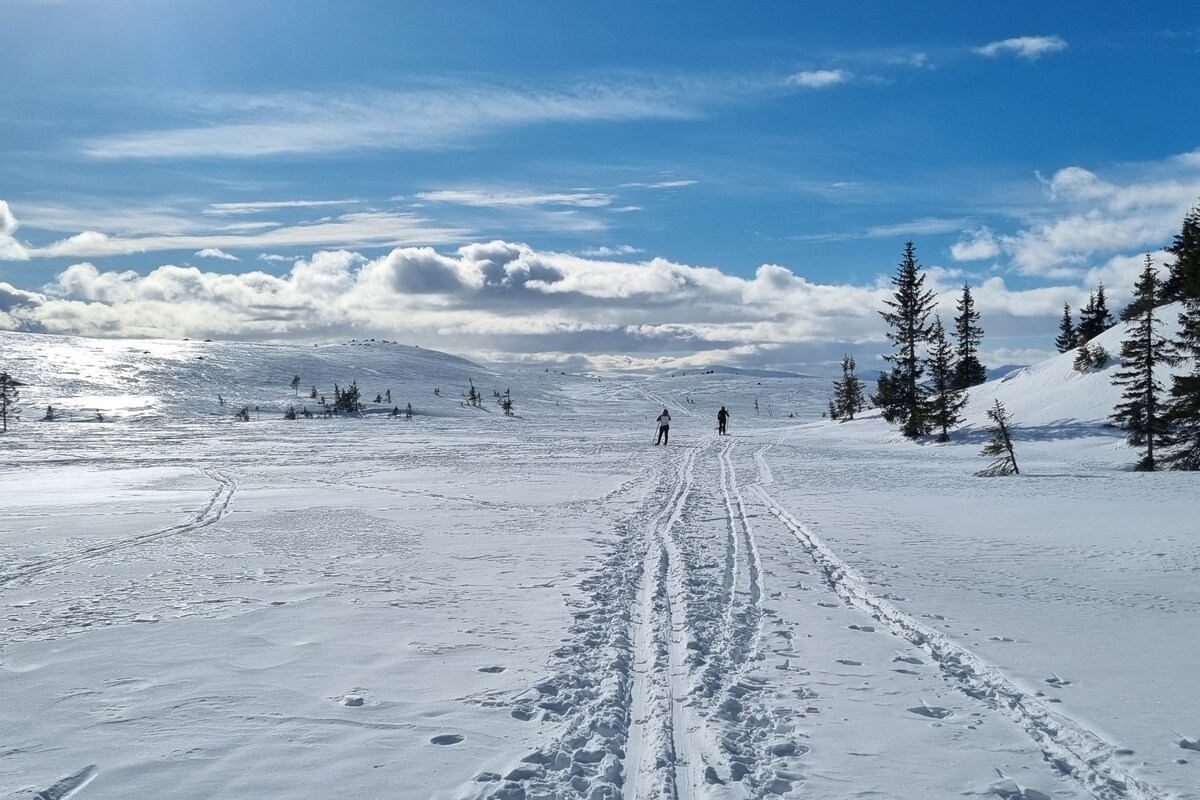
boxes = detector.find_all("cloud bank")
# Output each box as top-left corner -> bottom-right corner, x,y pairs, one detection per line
974,35 -> 1068,61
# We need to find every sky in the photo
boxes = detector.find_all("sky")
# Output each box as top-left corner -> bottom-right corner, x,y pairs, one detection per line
1,0 -> 1198,374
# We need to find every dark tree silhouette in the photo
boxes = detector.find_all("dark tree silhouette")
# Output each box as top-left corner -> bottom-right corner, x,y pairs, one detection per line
1111,255 -> 1176,470
873,241 -> 936,437
926,316 -> 967,442
952,283 -> 987,389
830,354 -> 866,421
1163,203 -> 1200,303
1055,303 -> 1078,353
0,372 -> 20,432
1163,292 -> 1200,470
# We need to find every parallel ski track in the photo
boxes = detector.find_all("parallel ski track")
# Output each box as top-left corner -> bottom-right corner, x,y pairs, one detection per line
0,468 -> 237,588
752,485 -> 1167,800
626,441 -> 702,800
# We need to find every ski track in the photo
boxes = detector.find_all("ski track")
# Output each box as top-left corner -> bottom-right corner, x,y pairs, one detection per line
751,484 -> 1168,800
0,468 -> 237,589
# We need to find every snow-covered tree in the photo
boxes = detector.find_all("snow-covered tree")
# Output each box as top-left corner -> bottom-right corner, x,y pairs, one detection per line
952,283 -> 987,389
873,241 -> 935,437
831,354 -> 866,421
926,316 -> 967,442
1055,303 -> 1078,353
1163,203 -> 1200,303
977,400 -> 1019,476
1111,255 -> 1176,471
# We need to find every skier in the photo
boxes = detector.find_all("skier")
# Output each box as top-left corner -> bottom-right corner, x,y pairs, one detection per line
655,408 -> 671,445
717,406 -> 729,435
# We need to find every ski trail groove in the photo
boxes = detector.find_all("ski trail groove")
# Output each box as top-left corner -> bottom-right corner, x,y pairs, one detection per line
0,469 -> 237,588
752,485 -> 1167,800
628,442 -> 701,800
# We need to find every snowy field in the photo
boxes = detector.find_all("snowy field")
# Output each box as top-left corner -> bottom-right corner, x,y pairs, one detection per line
1,329 -> 1197,800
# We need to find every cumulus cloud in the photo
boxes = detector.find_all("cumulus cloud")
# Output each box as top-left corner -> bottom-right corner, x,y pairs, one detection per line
786,69 -> 850,89
974,35 -> 1068,61
976,161 -> 1200,277
951,227 -> 1001,261
195,248 -> 239,261
0,239 -> 1107,373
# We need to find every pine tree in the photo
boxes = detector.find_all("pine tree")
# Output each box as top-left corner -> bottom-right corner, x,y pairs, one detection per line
831,354 -> 866,421
291,375 -> 301,395
1078,283 -> 1116,341
0,372 -> 20,432
977,400 -> 1019,476
952,283 -> 987,389
872,241 -> 936,437
926,316 -> 967,442
1162,203 -> 1200,303
1162,297 -> 1200,470
1055,303 -> 1078,352
1111,255 -> 1176,471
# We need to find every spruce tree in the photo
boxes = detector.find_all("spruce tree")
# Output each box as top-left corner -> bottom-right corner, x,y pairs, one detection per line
952,283 -> 987,389
1078,283 -> 1115,341
831,354 -> 865,421
1055,303 -> 1078,353
977,400 -> 1019,476
873,241 -> 936,437
0,372 -> 20,432
1110,255 -> 1176,471
1162,297 -> 1200,470
1163,203 -> 1200,303
926,315 -> 967,442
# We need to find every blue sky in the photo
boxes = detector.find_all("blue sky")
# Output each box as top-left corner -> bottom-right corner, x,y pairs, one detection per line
1,1 -> 1198,372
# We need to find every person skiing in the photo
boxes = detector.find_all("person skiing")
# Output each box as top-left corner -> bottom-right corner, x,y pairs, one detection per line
717,406 -> 729,435
655,408 -> 671,445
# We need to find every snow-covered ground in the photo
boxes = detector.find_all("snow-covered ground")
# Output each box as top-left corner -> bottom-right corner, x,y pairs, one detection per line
1,329 -> 1196,800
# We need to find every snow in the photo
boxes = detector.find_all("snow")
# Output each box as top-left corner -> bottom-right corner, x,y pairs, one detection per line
1,329 -> 1197,800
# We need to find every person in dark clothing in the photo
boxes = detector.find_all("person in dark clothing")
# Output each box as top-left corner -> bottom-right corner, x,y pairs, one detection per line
717,406 -> 729,435
655,409 -> 671,445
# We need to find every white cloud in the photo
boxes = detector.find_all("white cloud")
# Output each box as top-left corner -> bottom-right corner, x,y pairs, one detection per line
0,201 -> 31,260
195,248 -> 239,261
416,189 -> 614,208
786,69 -> 850,89
258,254 -> 293,263
205,200 -> 362,215
80,81 -> 705,160
619,180 -> 699,189
951,227 -> 1001,261
25,211 -> 470,258
974,35 -> 1068,61
0,240 -> 1103,372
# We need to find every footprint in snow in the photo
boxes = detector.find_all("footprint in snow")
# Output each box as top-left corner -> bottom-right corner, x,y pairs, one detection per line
1044,673 -> 1072,687
430,734 -> 464,745
1178,737 -> 1200,752
848,624 -> 875,633
477,666 -> 506,673
817,601 -> 839,608
836,659 -> 863,667
989,635 -> 1016,642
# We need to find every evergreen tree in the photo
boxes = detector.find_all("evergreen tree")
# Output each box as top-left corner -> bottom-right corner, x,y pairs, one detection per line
831,354 -> 866,421
0,372 -> 20,432
1078,283 -> 1115,341
977,400 -> 1019,476
826,399 -> 839,420
1055,303 -> 1078,352
332,381 -> 362,414
872,241 -> 936,437
1162,203 -> 1200,303
952,283 -> 987,389
290,375 -> 301,395
1162,296 -> 1200,470
926,316 -> 967,442
1111,255 -> 1176,471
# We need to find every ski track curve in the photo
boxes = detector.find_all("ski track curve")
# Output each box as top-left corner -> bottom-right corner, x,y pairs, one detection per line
0,468 -> 237,589
751,484 -> 1168,800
